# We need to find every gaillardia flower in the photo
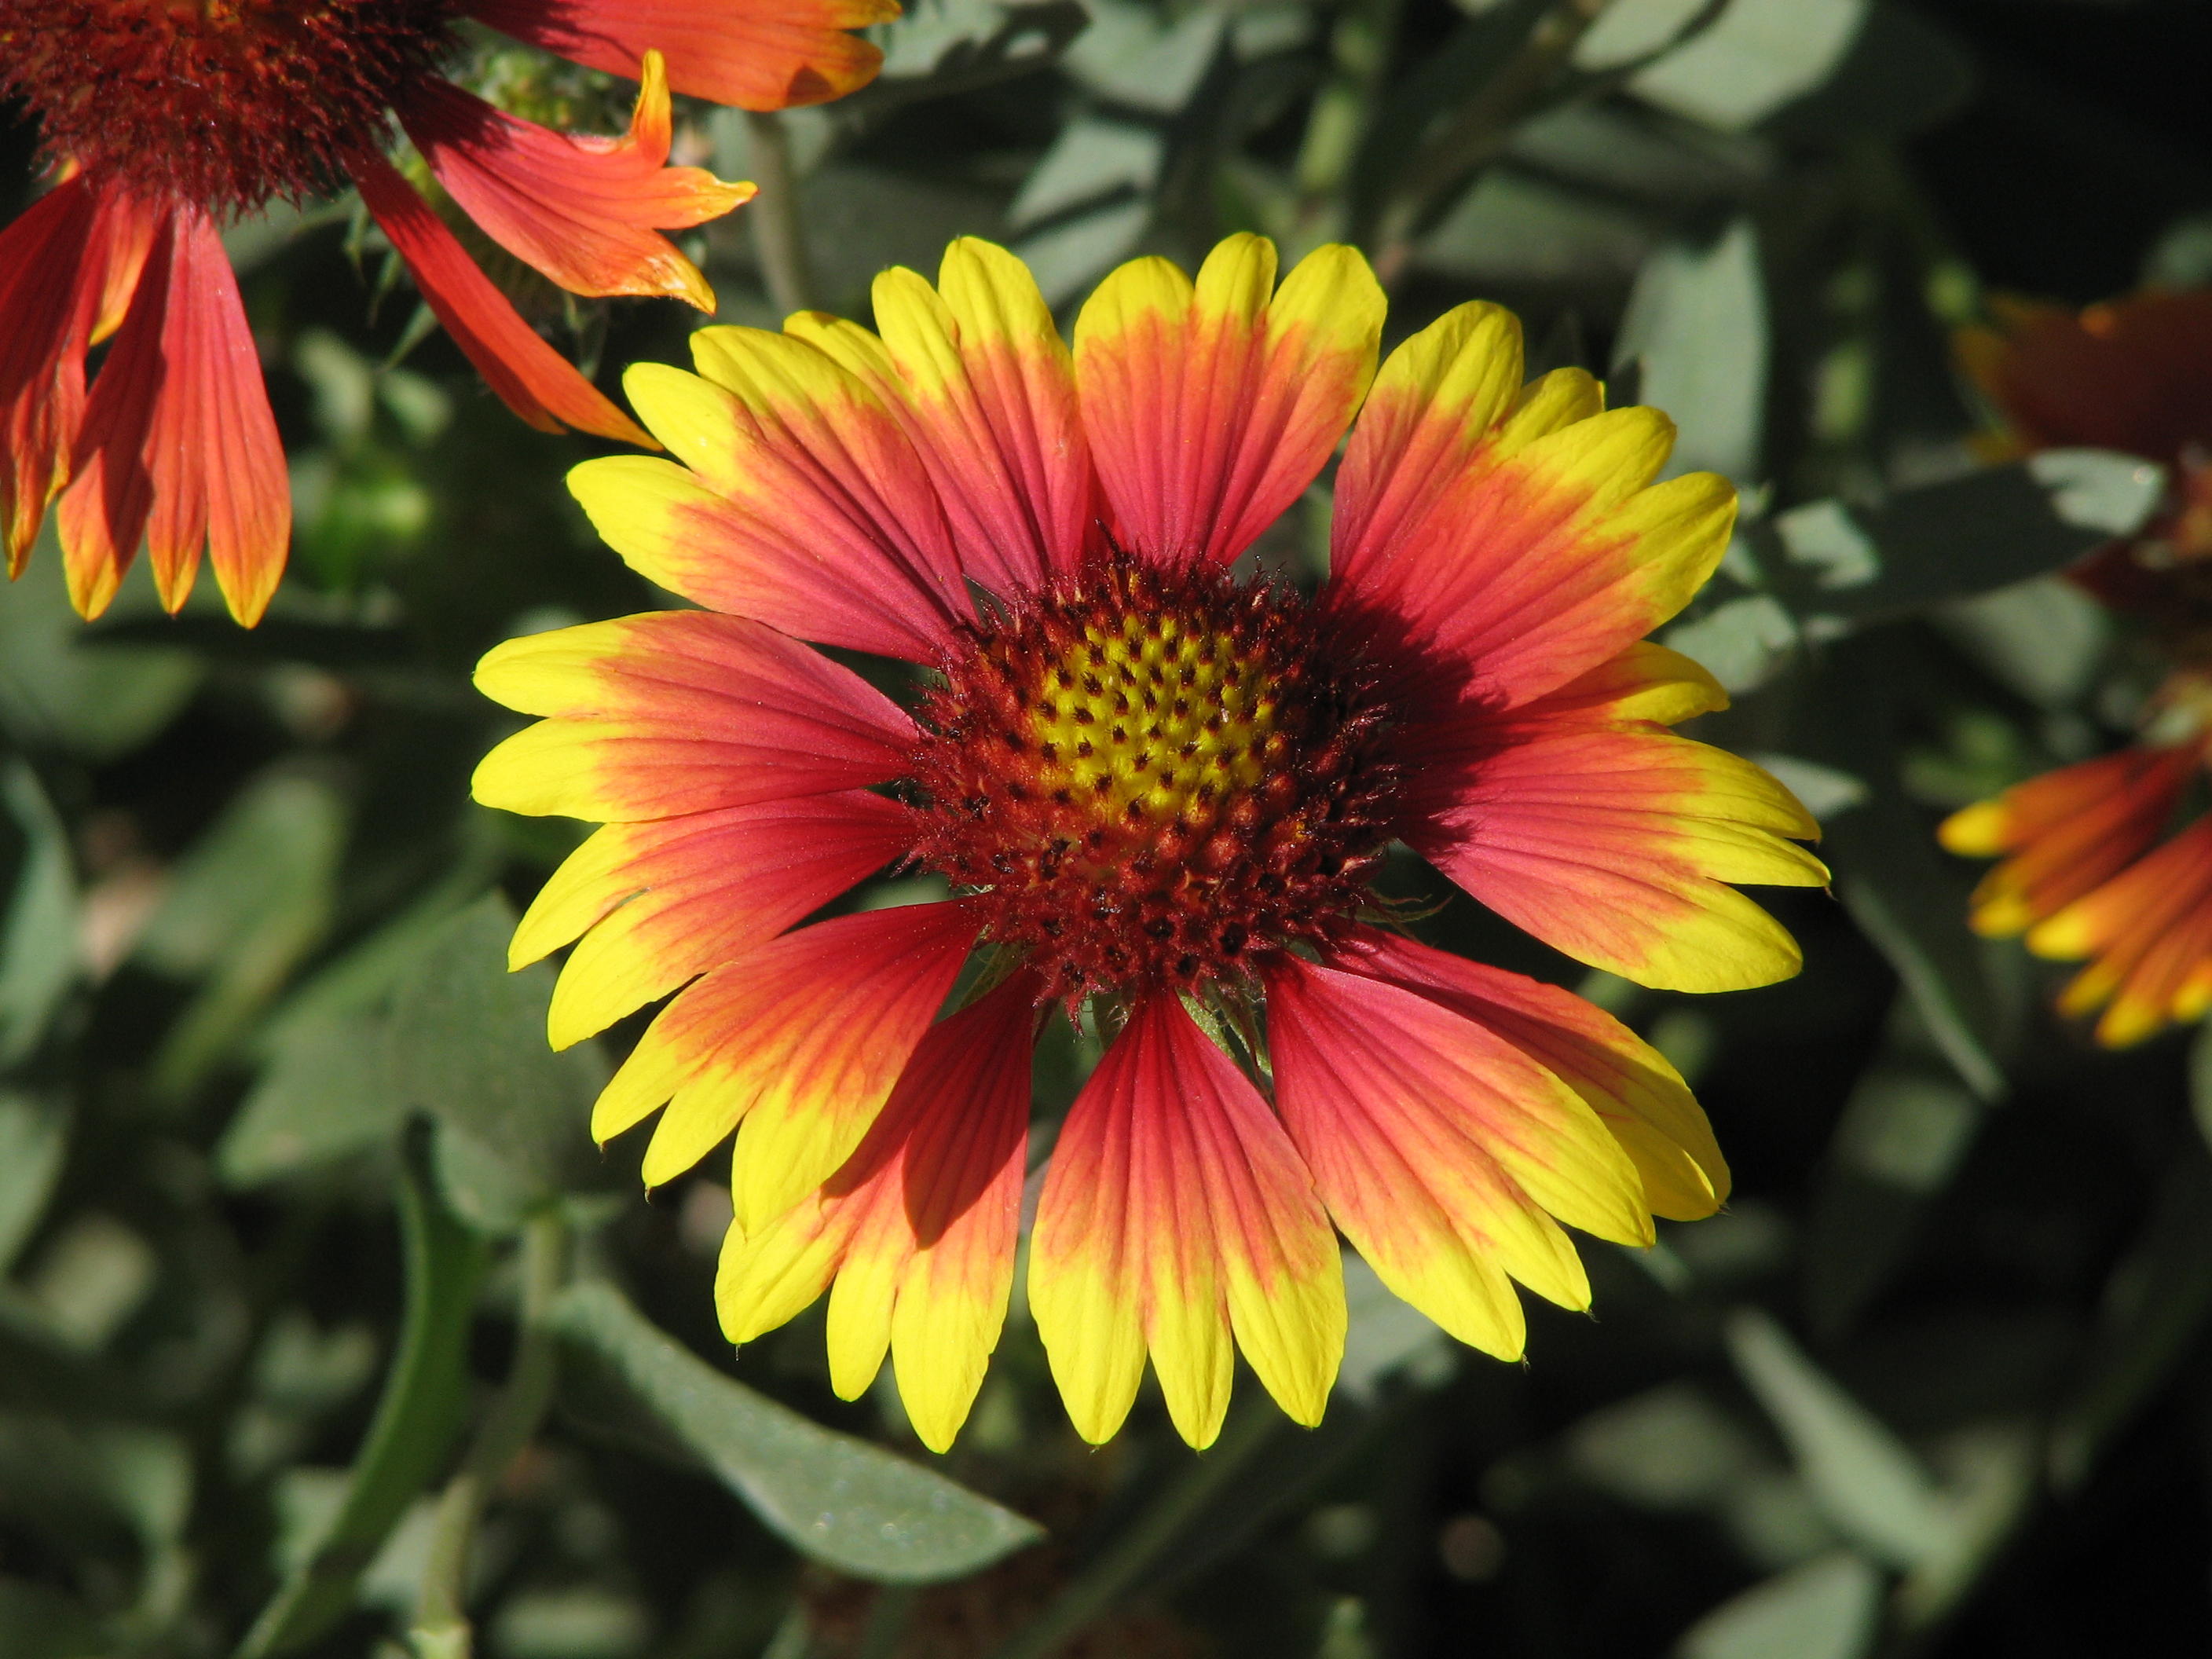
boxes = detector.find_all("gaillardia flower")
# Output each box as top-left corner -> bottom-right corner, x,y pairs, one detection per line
1944,289 -> 2212,1046
0,0 -> 895,624
473,236 -> 1826,1449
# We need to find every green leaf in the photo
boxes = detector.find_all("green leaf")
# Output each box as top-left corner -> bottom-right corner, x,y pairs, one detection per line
843,0 -> 1089,118
551,1280 -> 1041,1584
1804,1031 -> 1983,1339
0,1093 -> 66,1276
0,761 -> 78,1068
1059,0 -> 1227,113
1566,1383 -> 1764,1512
1668,453 -> 2163,692
1675,1551 -> 1882,1659
1933,575 -> 2111,710
1725,1309 -> 1950,1569
1758,452 -> 2160,629
236,1133 -> 488,1658
1581,0 -> 1868,134
217,1008 -> 404,1188
1008,118 -> 1164,232
2048,1127 -> 2212,1492
132,771 -> 347,1102
1614,218 -> 1767,482
1790,635 -> 2020,1099
218,870 -> 498,1188
1413,171 -> 1653,289
0,545 -> 201,760
386,894 -> 613,1229
0,1578 -> 101,1659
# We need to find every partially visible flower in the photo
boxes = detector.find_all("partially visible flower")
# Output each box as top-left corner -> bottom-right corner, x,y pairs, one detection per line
0,0 -> 897,624
1945,288 -> 2212,1045
472,233 -> 1824,1451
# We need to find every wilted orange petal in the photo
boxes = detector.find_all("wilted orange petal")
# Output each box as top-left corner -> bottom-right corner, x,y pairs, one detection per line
401,55 -> 750,313
463,0 -> 897,111
346,147 -> 654,448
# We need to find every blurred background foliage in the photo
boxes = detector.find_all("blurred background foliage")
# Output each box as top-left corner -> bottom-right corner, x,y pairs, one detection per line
5,0 -> 2212,1654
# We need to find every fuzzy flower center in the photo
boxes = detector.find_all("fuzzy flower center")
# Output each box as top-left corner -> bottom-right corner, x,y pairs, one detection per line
2,0 -> 459,212
908,558 -> 1398,1002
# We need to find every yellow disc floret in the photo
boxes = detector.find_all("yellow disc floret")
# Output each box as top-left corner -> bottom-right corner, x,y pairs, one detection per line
908,557 -> 1397,1002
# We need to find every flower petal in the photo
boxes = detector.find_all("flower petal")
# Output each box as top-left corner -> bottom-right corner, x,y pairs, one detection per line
2028,819 -> 2212,1047
1074,235 -> 1383,569
1328,298 -> 1526,592
56,204 -> 289,623
464,0 -> 895,111
590,903 -> 977,1218
515,790 -> 914,1048
1264,955 -> 1650,1360
1939,744 -> 2197,937
472,610 -> 915,822
716,972 -> 1037,1452
577,334 -> 966,657
347,148 -> 654,447
1958,290 -> 2212,463
401,56 -> 750,312
1331,371 -> 1738,710
0,174 -> 149,575
1328,928 -> 1727,1221
1518,640 -> 1729,727
1406,721 -> 1825,992
825,237 -> 1091,592
1028,996 -> 1346,1448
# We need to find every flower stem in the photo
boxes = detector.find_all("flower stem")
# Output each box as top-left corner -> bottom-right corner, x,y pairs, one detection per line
410,1210 -> 569,1659
745,111 -> 817,317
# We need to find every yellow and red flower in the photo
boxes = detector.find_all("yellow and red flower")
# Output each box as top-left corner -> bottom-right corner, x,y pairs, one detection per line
473,236 -> 1826,1449
0,0 -> 896,624
1945,289 -> 2212,1046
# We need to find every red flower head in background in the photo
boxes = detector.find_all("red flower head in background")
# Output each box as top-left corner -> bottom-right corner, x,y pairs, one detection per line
0,0 -> 895,624
1943,291 -> 2212,1045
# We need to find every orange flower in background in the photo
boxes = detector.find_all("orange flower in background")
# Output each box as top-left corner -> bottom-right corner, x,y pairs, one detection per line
1946,289 -> 2212,1046
0,0 -> 898,624
472,234 -> 1826,1451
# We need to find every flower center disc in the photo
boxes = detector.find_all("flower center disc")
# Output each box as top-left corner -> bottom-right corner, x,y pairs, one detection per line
910,559 -> 1397,1002
2,0 -> 459,211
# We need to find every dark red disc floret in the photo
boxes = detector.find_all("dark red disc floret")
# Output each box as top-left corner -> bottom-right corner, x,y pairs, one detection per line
2,0 -> 460,214
905,556 -> 1399,1005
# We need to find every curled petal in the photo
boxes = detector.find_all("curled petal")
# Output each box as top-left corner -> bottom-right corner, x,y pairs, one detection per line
348,147 -> 654,446
1,175 -> 156,576
401,55 -> 750,313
